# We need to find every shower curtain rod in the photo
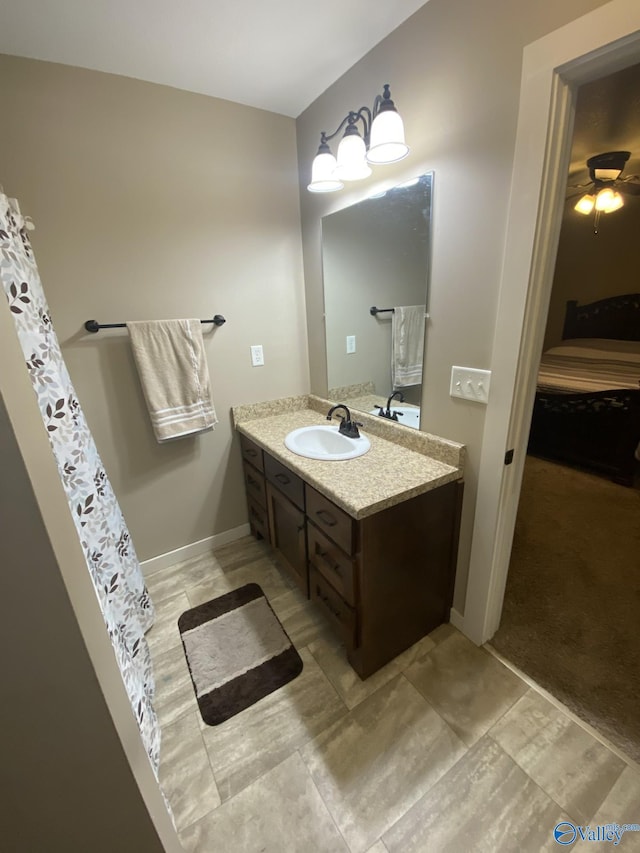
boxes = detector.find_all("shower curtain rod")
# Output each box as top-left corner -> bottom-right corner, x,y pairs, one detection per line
84,315 -> 226,333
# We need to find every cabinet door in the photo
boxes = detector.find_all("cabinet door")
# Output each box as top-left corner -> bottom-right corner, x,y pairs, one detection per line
267,483 -> 308,597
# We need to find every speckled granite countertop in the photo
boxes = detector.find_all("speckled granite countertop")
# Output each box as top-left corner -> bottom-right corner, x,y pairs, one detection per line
233,396 -> 465,520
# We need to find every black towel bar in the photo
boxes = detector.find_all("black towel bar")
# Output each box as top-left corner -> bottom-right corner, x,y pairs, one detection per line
369,306 -> 395,316
84,315 -> 226,333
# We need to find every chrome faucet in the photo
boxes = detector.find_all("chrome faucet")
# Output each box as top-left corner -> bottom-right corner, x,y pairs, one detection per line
326,404 -> 363,439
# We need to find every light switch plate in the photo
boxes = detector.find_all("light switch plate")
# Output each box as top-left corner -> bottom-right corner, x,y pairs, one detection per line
450,366 -> 491,404
346,335 -> 356,354
250,345 -> 264,367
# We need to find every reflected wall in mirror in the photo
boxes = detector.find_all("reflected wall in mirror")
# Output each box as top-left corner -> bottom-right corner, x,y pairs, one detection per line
323,173 -> 433,430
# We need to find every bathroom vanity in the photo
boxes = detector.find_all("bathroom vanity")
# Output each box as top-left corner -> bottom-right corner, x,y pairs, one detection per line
235,396 -> 464,680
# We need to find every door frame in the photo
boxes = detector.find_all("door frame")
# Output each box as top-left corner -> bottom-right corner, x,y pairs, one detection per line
462,0 -> 640,645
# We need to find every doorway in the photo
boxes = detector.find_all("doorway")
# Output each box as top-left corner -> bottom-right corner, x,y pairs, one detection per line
462,0 -> 640,647
490,62 -> 640,761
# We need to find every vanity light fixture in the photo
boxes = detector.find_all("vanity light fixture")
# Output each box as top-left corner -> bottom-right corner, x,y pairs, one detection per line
307,84 -> 409,193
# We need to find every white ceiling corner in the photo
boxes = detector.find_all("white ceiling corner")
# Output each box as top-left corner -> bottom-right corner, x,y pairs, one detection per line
0,0 -> 431,117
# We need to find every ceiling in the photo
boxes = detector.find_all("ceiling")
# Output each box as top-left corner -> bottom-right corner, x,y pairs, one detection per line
568,61 -> 640,185
0,0 -> 429,117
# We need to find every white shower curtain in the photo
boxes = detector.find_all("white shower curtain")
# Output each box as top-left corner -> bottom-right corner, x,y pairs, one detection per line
0,194 -> 160,774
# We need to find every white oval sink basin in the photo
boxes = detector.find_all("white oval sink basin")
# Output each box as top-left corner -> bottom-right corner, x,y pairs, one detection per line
370,406 -> 420,430
284,425 -> 371,461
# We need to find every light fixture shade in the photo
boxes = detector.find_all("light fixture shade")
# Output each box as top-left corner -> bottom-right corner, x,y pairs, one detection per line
594,168 -> 623,181
595,187 -> 615,211
367,110 -> 409,164
574,193 -> 595,214
307,147 -> 344,193
335,131 -> 372,181
603,190 -> 624,213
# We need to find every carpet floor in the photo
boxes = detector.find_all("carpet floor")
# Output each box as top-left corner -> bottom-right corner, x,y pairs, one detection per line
492,455 -> 640,763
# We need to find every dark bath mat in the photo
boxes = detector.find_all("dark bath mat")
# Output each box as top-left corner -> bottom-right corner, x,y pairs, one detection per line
178,583 -> 303,726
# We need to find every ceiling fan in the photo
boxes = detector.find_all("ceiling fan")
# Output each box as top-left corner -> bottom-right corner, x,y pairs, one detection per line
568,151 -> 640,229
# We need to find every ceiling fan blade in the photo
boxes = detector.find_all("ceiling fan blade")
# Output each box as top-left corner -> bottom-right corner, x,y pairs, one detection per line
618,181 -> 640,196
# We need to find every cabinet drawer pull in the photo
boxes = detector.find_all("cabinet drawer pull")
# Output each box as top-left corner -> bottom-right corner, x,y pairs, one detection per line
316,586 -> 342,620
275,472 -> 291,486
315,544 -> 343,577
247,474 -> 260,489
316,509 -> 337,527
245,448 -> 257,458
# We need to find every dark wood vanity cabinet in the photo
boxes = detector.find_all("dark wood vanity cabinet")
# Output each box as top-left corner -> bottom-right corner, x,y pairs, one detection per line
240,433 -> 463,680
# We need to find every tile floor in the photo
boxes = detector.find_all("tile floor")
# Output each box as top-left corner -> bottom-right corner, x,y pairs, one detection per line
145,536 -> 640,853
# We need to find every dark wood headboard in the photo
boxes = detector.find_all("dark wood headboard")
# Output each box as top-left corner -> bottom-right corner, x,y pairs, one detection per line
562,293 -> 640,342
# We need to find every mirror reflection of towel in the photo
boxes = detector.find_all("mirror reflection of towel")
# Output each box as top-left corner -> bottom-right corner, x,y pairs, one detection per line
127,319 -> 218,442
392,306 -> 425,388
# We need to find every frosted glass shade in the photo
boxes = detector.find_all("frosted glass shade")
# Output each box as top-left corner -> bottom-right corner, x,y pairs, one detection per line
335,133 -> 372,181
367,110 -> 409,164
593,167 -> 623,181
594,187 -> 624,212
603,190 -> 624,213
307,150 -> 344,193
574,194 -> 595,214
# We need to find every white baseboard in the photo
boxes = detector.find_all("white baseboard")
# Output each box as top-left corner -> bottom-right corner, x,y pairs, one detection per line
449,607 -> 465,632
140,523 -> 251,578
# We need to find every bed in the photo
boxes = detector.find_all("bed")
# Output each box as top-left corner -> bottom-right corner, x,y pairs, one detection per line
527,293 -> 640,486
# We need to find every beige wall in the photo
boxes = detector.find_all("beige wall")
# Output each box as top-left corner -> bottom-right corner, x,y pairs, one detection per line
0,249 -> 181,851
296,0 -> 608,612
0,54 -> 308,561
544,203 -> 640,349
0,393 -> 170,852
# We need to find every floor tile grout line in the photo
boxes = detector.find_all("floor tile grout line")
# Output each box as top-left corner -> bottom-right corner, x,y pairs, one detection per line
486,642 -> 640,772
484,727 -> 623,828
304,638 -> 392,713
157,712 -> 221,836
195,649 -> 350,808
295,747 -> 353,852
485,685 -> 628,823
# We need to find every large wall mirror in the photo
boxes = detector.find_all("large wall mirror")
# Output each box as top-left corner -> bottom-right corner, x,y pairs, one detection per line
323,173 -> 433,430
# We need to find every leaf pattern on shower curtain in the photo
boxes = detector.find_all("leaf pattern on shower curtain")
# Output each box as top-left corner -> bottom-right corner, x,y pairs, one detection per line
0,195 -> 160,775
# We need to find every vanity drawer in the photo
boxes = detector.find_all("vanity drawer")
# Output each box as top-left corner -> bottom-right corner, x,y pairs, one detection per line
243,463 -> 267,509
265,454 -> 305,511
308,523 -> 356,606
310,567 -> 356,648
240,435 -> 264,472
247,495 -> 270,543
306,486 -> 355,555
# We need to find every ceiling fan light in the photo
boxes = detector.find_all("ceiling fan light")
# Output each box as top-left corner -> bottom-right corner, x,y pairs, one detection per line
603,191 -> 624,213
595,187 -> 615,211
307,145 -> 344,193
594,167 -> 623,181
367,110 -> 409,165
574,194 -> 595,214
335,130 -> 372,181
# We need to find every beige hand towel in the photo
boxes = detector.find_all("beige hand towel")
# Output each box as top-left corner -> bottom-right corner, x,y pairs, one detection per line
392,305 -> 426,388
127,319 -> 218,442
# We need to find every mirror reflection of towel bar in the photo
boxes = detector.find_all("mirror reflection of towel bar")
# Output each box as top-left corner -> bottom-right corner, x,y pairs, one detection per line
370,306 -> 430,319
84,315 -> 226,333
